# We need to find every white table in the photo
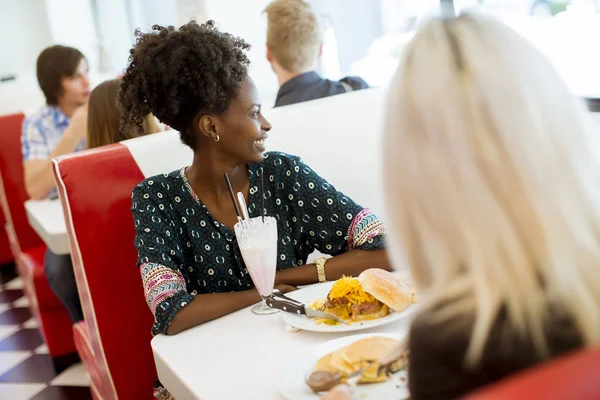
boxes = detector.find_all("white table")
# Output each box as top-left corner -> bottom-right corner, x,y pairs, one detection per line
152,289 -> 411,400
24,199 -> 70,255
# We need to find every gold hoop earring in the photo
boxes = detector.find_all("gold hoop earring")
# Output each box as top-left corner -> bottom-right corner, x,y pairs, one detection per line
214,135 -> 220,142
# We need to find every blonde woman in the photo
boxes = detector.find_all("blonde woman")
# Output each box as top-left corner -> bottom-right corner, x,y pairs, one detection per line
324,11 -> 600,400
386,11 -> 600,400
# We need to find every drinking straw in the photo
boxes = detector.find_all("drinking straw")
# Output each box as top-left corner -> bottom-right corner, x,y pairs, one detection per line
224,173 -> 243,223
237,192 -> 250,221
259,171 -> 265,222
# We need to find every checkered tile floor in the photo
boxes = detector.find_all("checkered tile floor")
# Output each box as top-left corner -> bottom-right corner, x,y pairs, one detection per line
0,265 -> 91,400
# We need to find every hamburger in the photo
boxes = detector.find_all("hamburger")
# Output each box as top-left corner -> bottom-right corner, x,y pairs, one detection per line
314,268 -> 416,323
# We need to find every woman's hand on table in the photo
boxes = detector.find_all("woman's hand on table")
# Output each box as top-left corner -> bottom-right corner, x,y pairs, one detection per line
320,384 -> 355,400
166,286 -> 297,335
274,249 -> 392,287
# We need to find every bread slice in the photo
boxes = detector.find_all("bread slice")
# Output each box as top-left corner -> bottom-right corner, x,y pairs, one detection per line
341,337 -> 400,366
315,352 -> 339,373
329,344 -> 358,376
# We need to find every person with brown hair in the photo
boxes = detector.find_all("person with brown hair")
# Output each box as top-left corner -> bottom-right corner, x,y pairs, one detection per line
22,45 -> 90,200
264,0 -> 369,107
21,45 -> 90,325
87,79 -> 161,149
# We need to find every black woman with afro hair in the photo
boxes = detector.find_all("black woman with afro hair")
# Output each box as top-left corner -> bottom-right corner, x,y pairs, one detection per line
122,21 -> 391,340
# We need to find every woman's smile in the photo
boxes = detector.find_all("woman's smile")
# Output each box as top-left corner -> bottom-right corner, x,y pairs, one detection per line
254,135 -> 267,152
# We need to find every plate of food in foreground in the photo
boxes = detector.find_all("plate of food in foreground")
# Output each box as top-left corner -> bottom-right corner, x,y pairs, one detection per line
280,269 -> 417,332
278,333 -> 410,400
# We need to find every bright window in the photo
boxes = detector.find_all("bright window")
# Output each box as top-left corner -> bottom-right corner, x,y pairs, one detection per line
310,0 -> 599,99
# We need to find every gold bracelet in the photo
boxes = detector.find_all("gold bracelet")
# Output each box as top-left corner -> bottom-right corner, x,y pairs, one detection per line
314,257 -> 328,283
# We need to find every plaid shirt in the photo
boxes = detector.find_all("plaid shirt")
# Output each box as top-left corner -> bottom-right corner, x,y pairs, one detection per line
21,105 -> 86,199
21,105 -> 85,161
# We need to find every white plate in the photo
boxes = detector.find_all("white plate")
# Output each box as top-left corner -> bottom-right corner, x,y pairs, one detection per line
278,333 -> 410,400
281,280 -> 418,333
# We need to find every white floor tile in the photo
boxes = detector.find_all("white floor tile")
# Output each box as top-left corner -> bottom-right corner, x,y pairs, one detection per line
21,319 -> 37,329
33,344 -> 48,354
3,278 -> 23,290
11,297 -> 28,308
0,383 -> 46,400
0,352 -> 34,376
50,363 -> 90,387
0,325 -> 20,342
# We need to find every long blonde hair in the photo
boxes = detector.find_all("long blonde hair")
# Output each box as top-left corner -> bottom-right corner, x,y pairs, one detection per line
383,12 -> 600,367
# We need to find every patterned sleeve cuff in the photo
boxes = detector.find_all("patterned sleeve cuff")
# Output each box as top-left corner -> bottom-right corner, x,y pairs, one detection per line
151,292 -> 196,335
347,208 -> 386,250
140,263 -> 195,335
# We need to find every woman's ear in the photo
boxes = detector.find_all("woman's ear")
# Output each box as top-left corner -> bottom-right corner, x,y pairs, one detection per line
198,114 -> 219,141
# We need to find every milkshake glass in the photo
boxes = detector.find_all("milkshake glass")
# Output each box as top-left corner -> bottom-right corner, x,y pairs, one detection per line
234,216 -> 278,315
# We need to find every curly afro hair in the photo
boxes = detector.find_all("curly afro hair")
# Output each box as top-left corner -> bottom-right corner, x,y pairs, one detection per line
119,20 -> 251,150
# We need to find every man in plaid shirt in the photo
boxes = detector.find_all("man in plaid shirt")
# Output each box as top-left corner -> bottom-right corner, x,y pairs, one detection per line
22,45 -> 89,200
21,45 -> 90,324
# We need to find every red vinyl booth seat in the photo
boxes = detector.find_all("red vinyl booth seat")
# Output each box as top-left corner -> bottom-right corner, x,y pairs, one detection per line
53,144 -> 156,400
73,321 -> 104,400
0,214 -> 12,265
465,346 -> 600,399
0,112 -> 75,359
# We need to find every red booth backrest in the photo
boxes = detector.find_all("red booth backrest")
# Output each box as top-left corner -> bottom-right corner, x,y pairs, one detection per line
0,212 -> 12,265
54,144 -> 155,400
0,113 -> 43,254
465,347 -> 600,399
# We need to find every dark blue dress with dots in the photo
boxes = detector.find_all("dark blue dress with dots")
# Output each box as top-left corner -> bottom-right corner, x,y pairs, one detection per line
131,152 -> 386,335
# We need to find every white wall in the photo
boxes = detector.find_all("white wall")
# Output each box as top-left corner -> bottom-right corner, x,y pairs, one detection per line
309,0 -> 383,77
175,0 -> 207,26
131,0 -> 178,31
202,0 -> 279,108
94,0 -> 134,75
593,113 -> 600,132
0,0 -> 52,78
0,0 -> 53,114
44,0 -> 99,75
